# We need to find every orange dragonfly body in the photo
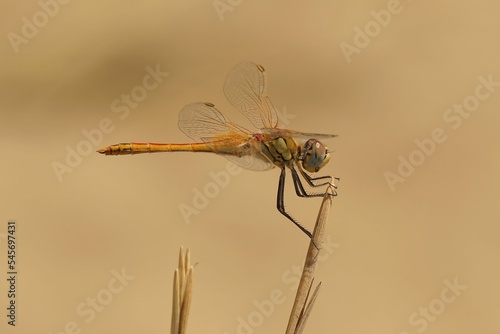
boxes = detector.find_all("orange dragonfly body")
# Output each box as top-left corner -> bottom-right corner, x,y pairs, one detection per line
98,62 -> 337,239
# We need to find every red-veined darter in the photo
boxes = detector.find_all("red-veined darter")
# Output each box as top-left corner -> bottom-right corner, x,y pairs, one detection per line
97,61 -> 337,239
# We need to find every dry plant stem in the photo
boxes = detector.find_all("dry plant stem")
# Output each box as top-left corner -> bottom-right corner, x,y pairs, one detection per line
171,269 -> 180,334
171,247 -> 194,334
179,267 -> 193,334
295,282 -> 322,334
285,187 -> 334,334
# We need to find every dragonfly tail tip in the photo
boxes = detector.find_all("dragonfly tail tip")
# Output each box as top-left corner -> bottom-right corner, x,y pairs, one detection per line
96,147 -> 108,155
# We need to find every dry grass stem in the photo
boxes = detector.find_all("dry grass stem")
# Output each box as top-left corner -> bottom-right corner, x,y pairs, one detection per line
286,186 -> 334,334
171,247 -> 194,334
295,282 -> 322,334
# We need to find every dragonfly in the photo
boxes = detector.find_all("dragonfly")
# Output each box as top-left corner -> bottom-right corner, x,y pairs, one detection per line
97,61 -> 337,239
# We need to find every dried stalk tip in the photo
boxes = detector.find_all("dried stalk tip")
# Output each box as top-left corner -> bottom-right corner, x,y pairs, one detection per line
286,186 -> 334,334
171,247 -> 194,334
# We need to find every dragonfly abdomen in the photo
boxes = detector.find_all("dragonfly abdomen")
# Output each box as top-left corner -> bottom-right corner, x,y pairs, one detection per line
97,142 -> 213,155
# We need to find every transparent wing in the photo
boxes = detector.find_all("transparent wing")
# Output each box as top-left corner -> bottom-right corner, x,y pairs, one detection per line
224,61 -> 278,130
178,102 -> 274,171
178,102 -> 249,142
261,128 -> 338,141
224,154 -> 274,171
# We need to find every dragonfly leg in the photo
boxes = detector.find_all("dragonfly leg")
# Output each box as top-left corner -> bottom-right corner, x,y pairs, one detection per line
290,163 -> 331,198
297,160 -> 333,188
291,169 -> 326,198
277,167 -> 313,239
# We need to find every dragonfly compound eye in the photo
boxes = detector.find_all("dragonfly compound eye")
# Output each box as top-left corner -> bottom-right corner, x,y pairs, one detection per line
302,139 -> 331,173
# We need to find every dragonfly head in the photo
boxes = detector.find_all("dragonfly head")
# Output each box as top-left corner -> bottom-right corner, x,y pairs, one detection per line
301,139 -> 331,173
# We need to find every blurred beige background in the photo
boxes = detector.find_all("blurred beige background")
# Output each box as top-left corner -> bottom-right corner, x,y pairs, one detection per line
1,1 -> 499,333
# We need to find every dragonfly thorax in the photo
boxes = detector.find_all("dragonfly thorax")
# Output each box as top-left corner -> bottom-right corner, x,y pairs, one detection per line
300,139 -> 331,173
261,136 -> 299,168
